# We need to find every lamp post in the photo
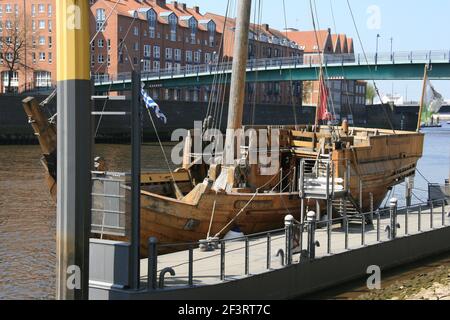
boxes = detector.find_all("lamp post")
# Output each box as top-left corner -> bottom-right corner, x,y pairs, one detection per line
390,37 -> 394,61
375,34 -> 381,66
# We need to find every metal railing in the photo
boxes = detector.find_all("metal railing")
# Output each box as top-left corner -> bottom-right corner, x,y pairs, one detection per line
146,197 -> 449,291
93,50 -> 450,86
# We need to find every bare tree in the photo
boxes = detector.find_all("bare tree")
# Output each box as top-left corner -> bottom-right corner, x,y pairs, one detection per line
0,10 -> 34,93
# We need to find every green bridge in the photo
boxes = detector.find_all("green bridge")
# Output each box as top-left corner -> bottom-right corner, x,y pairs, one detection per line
94,51 -> 450,93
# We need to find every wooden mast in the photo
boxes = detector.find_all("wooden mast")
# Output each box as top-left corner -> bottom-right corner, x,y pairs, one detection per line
417,64 -> 429,131
223,0 -> 252,166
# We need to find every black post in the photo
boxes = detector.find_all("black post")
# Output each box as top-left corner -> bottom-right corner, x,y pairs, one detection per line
130,71 -> 141,290
188,246 -> 193,286
266,234 -> 271,270
147,237 -> 158,291
220,242 -> 226,281
307,212 -> 316,260
389,198 -> 398,240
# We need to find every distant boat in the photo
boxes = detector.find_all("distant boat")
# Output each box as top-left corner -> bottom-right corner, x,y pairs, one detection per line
421,123 -> 443,128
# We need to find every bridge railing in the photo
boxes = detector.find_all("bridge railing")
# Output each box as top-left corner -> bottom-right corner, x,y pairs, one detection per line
93,50 -> 450,86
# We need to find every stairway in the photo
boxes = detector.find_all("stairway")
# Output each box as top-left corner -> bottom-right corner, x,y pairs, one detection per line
332,196 -> 372,225
332,198 -> 360,217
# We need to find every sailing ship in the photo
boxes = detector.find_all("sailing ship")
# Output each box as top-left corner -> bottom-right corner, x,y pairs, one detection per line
24,0 -> 424,256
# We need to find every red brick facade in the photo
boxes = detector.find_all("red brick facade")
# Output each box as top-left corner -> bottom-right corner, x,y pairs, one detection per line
0,0 -> 56,93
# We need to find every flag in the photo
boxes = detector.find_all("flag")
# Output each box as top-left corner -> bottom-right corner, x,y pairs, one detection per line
421,79 -> 443,124
317,73 -> 330,121
141,86 -> 167,124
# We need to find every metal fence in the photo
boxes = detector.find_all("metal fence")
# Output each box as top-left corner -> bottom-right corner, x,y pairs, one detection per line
146,197 -> 450,290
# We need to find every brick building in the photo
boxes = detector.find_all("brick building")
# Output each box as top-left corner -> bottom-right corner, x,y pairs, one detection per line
286,28 -> 366,123
0,0 -> 56,93
0,0 -> 221,101
90,0 -> 222,102
205,13 -> 304,105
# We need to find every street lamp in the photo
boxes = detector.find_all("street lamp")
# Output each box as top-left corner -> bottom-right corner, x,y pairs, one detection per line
375,34 -> 381,66
390,37 -> 394,61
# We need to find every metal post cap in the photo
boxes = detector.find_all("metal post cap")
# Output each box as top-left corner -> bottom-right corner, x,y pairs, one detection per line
148,237 -> 158,244
307,211 -> 316,222
284,215 -> 295,226
390,198 -> 398,207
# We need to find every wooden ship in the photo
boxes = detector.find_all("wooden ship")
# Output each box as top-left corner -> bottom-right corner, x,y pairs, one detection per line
23,0 -> 424,256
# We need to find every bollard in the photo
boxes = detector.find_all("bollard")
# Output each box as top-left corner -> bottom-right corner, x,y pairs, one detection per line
389,198 -> 398,240
284,215 -> 295,266
307,211 -> 317,260
147,237 -> 158,291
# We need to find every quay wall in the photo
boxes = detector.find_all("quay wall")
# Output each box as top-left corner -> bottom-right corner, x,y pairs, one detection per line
0,94 -> 419,144
90,226 -> 450,300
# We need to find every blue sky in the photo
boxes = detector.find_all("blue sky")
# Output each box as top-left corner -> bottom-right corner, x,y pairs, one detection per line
182,0 -> 450,100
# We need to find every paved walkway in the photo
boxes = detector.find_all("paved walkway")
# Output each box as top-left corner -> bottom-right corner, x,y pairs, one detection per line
140,203 -> 450,289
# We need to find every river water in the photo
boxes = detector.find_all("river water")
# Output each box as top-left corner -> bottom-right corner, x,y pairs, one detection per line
0,127 -> 449,300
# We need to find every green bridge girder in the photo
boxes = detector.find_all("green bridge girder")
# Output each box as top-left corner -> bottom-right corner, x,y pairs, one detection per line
94,62 -> 450,93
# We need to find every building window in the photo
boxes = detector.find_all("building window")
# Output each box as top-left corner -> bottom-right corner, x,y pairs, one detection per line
133,26 -> 139,36
147,9 -> 157,38
208,21 -> 216,47
165,48 -> 173,60
194,51 -> 200,63
39,36 -> 45,45
143,60 -> 151,72
185,51 -> 192,63
39,52 -> 45,61
96,8 -> 106,31
48,4 -> 53,17
174,49 -> 181,62
153,46 -> 160,59
169,14 -> 177,42
35,71 -> 51,88
2,71 -> 19,93
189,18 -> 197,44
144,45 -> 151,58
153,60 -> 160,71
39,20 -> 45,30
98,39 -> 104,48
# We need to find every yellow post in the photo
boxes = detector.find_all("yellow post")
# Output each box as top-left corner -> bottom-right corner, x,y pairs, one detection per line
56,0 -> 92,300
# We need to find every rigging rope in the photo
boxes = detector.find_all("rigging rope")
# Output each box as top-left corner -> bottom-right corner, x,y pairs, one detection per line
345,0 -> 397,134
282,0 -> 298,126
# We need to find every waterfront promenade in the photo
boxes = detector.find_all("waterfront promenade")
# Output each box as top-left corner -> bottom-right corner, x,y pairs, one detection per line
139,203 -> 450,290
